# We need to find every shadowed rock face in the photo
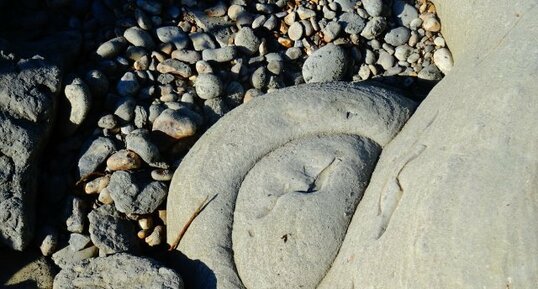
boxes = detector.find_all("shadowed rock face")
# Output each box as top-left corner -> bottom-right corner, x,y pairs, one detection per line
0,55 -> 61,250
167,82 -> 416,289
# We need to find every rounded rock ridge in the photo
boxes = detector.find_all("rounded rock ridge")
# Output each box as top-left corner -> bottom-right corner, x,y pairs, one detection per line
167,82 -> 416,289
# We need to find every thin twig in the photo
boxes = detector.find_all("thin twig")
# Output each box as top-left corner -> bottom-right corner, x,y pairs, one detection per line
168,194 -> 217,251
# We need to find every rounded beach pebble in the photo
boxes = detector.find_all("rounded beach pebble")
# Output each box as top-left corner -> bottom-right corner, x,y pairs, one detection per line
302,44 -> 348,83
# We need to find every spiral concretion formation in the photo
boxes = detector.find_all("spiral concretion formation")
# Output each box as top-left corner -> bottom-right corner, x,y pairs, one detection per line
167,82 -> 416,289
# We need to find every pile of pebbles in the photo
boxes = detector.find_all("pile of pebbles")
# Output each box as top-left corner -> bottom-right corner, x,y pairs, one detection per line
35,0 -> 452,269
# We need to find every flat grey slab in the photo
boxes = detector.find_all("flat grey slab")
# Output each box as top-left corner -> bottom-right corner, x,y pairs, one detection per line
167,82 -> 416,289
318,0 -> 538,288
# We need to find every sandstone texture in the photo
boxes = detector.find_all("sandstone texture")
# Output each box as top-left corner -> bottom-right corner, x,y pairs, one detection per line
167,82 -> 416,288
317,0 -> 538,288
0,55 -> 61,250
53,253 -> 184,289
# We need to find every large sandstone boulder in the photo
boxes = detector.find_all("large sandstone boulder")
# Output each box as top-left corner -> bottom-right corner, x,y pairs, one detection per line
317,0 -> 538,288
167,82 -> 416,288
0,54 -> 62,250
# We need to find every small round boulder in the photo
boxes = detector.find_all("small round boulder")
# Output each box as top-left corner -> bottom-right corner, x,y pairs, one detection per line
195,73 -> 224,99
302,44 -> 349,83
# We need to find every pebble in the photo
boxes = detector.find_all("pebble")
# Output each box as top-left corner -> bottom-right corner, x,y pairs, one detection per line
68,233 -> 91,252
434,36 -> 446,47
384,27 -> 411,46
152,108 -> 202,139
288,22 -> 304,41
145,225 -> 165,246
358,64 -> 371,80
156,26 -> 189,49
63,77 -> 92,135
106,149 -> 143,171
52,245 -> 98,269
117,72 -> 140,97
151,169 -> 174,181
361,17 -> 387,40
204,98 -> 230,125
96,37 -> 127,58
98,188 -> 114,205
65,197 -> 88,234
202,46 -> 238,62
125,129 -> 162,165
195,73 -> 224,99
418,64 -> 443,80
377,50 -> 396,70
302,43 -> 348,83
135,8 -> 152,30
323,21 -> 342,42
84,175 -> 111,195
134,105 -> 148,128
196,60 -> 214,74
285,47 -> 302,60
234,27 -> 260,55
362,0 -> 385,17
297,6 -> 316,19
393,0 -> 419,28
88,204 -> 139,255
39,227 -> 58,257
267,60 -> 284,75
243,88 -> 263,103
423,15 -> 441,32
114,96 -> 137,122
365,49 -> 376,65
78,137 -> 118,179
433,48 -> 453,74
156,59 -> 192,78
123,27 -> 155,49
395,44 -> 413,61
171,49 -> 201,64
190,32 -> 217,51
339,12 -> 366,35
107,171 -> 167,215
251,66 -> 269,89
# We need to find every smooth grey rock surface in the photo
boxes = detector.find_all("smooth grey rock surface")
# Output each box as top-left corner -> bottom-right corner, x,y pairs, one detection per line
0,56 -> 61,250
53,253 -> 184,289
317,0 -> 538,288
167,82 -> 416,289
77,137 -> 118,180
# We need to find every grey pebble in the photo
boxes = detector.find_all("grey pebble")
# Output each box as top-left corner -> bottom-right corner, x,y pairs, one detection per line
114,96 -> 136,122
78,137 -> 118,179
68,233 -> 91,252
377,50 -> 396,70
285,47 -> 302,60
88,204 -> 139,255
288,22 -> 304,41
117,72 -> 140,97
96,37 -> 127,59
190,32 -> 217,51
156,59 -> 192,78
263,15 -> 279,30
196,60 -> 214,74
107,171 -> 167,215
235,27 -> 260,55
152,108 -> 202,139
125,46 -> 147,61
65,197 -> 88,234
365,49 -> 376,64
135,8 -> 152,30
384,27 -> 411,46
204,97 -> 230,126
52,245 -> 98,269
362,0 -> 384,17
195,73 -> 224,99
63,77 -> 92,135
267,60 -> 284,75
134,105 -> 148,128
323,21 -> 341,42
302,43 -> 348,83
151,169 -> 174,181
171,49 -> 201,64
156,26 -> 189,50
361,17 -> 387,40
202,46 -> 238,62
251,66 -> 269,89
125,129 -> 162,166
418,64 -> 443,80
393,0 -> 419,28
395,45 -> 413,61
123,27 -> 155,49
339,12 -> 365,35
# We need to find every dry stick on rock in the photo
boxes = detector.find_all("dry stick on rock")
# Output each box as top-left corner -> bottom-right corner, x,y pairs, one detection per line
168,194 -> 217,251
